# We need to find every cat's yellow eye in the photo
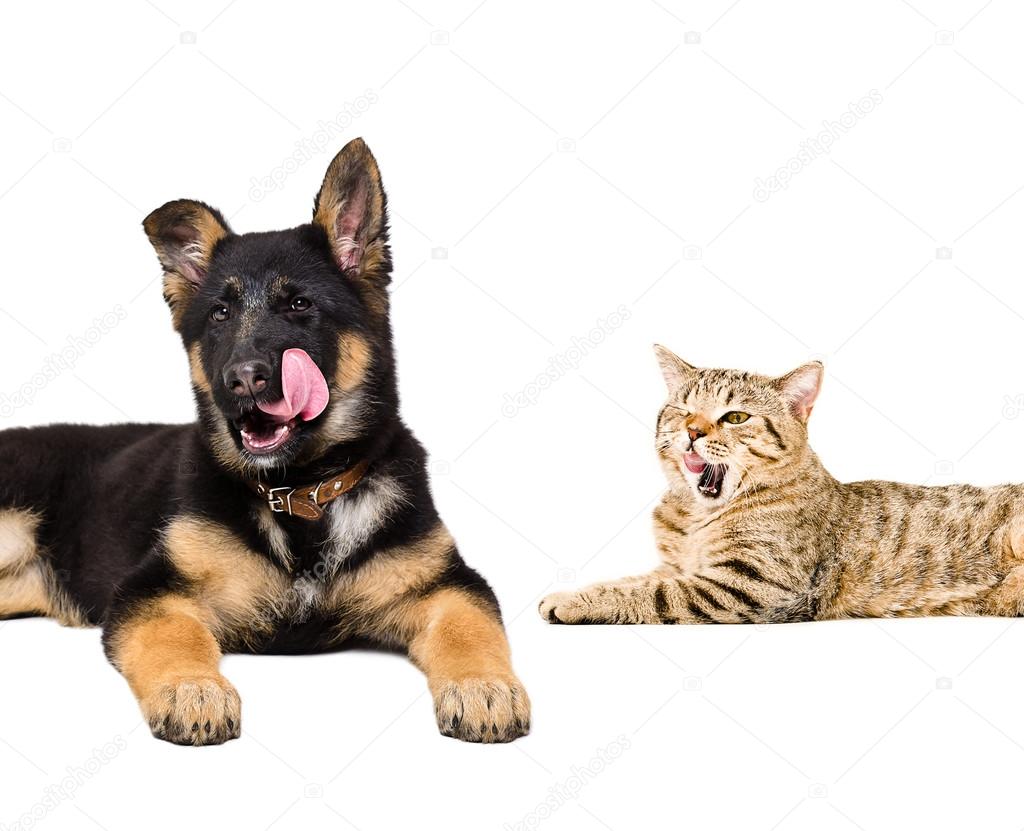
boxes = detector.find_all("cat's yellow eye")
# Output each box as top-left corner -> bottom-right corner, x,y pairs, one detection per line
722,411 -> 750,425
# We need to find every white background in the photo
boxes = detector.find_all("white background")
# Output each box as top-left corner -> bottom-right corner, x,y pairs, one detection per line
2,0 -> 1024,829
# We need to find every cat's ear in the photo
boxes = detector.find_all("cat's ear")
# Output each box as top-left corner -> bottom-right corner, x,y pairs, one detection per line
143,199 -> 232,328
653,344 -> 695,390
775,361 -> 823,422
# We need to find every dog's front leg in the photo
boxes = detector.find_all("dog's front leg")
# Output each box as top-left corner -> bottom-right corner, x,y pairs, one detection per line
103,595 -> 240,746
403,588 -> 531,743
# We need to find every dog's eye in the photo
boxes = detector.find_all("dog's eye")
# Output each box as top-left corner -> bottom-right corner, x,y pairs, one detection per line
290,296 -> 312,312
722,411 -> 750,425
210,305 -> 230,323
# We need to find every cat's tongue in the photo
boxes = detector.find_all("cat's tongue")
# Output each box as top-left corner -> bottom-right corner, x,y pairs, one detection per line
683,452 -> 707,474
256,349 -> 329,422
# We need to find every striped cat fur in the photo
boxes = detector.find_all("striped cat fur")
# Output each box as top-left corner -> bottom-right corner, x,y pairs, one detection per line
540,346 -> 1024,624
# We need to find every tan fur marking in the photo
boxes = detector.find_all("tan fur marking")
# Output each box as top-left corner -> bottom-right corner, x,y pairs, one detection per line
326,523 -> 454,622
0,509 -> 86,625
108,594 -> 241,745
405,587 -> 530,743
0,566 -> 51,617
299,333 -> 376,462
336,331 -> 372,392
188,343 -> 212,394
314,140 -> 390,321
146,202 -> 230,330
193,393 -> 249,475
207,420 -> 245,474
324,522 -> 529,742
313,147 -> 385,257
193,215 -> 229,259
253,506 -> 293,569
406,588 -> 513,680
163,276 -> 193,329
108,595 -> 220,697
163,516 -> 291,640
0,509 -> 40,571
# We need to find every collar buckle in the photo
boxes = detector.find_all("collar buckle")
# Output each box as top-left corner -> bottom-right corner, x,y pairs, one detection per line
266,486 -> 295,515
249,459 -> 370,522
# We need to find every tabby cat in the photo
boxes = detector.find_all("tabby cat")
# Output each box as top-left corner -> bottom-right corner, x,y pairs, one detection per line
539,345 -> 1024,624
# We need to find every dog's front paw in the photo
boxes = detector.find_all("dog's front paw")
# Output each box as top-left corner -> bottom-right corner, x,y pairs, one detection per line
538,590 -> 594,624
142,675 -> 242,746
432,677 -> 531,743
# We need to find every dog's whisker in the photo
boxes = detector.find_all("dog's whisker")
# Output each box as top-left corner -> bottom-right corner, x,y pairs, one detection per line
5,138 -> 531,747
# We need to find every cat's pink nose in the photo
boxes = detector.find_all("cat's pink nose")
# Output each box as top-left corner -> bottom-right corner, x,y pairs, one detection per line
687,427 -> 705,442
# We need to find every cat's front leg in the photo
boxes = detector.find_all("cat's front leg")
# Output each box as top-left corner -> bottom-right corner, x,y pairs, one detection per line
539,567 -> 692,624
538,563 -> 799,624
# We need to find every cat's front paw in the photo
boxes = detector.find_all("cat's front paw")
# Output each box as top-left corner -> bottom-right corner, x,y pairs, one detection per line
538,590 -> 594,624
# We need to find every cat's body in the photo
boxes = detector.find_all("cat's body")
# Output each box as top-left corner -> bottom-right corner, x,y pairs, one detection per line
540,348 -> 1024,624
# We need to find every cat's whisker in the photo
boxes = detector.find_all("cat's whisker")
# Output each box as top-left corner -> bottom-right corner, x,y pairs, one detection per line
572,350 -> 1024,630
721,457 -> 765,507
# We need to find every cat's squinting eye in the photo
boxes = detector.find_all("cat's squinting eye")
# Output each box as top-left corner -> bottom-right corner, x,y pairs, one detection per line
722,411 -> 750,425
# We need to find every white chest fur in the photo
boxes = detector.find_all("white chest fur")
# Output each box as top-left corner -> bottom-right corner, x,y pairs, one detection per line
254,473 -> 407,621
324,473 -> 407,567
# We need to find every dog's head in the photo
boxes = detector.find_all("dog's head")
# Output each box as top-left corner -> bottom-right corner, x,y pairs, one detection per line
142,138 -> 396,475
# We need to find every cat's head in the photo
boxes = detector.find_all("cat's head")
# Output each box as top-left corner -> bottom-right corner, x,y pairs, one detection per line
653,345 -> 823,506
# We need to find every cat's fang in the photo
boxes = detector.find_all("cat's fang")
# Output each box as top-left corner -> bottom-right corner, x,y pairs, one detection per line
698,464 -> 726,497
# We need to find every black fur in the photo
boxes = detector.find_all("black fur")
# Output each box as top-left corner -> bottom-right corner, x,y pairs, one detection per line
0,143 -> 498,655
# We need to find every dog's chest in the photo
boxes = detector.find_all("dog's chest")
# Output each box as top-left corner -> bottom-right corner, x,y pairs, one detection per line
255,474 -> 404,621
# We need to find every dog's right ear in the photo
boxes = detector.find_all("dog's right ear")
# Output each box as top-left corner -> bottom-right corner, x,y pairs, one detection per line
313,138 -> 391,318
143,199 -> 231,329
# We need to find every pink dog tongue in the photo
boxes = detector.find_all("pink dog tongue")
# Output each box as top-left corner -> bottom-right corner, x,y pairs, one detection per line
256,349 -> 329,422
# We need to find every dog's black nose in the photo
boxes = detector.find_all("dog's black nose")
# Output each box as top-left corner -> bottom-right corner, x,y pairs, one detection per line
224,360 -> 271,398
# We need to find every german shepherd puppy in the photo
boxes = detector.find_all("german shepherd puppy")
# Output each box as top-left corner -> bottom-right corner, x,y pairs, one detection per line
0,138 -> 530,745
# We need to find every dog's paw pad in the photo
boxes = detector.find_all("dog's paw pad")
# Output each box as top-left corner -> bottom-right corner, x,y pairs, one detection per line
433,678 -> 531,743
142,675 -> 241,746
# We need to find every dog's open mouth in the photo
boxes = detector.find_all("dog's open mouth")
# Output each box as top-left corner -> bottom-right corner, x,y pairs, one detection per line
234,411 -> 297,455
683,452 -> 727,499
232,348 -> 330,457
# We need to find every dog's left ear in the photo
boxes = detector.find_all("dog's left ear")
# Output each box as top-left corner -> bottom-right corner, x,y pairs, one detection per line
314,138 -> 390,312
143,199 -> 231,329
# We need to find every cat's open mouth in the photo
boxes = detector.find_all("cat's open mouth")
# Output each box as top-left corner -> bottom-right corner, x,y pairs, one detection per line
683,452 -> 727,499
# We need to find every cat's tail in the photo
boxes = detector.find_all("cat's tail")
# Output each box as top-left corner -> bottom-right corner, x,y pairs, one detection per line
760,558 -> 838,623
759,591 -> 820,624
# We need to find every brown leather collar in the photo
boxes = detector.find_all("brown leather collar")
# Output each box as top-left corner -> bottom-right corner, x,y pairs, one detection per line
247,459 -> 370,520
